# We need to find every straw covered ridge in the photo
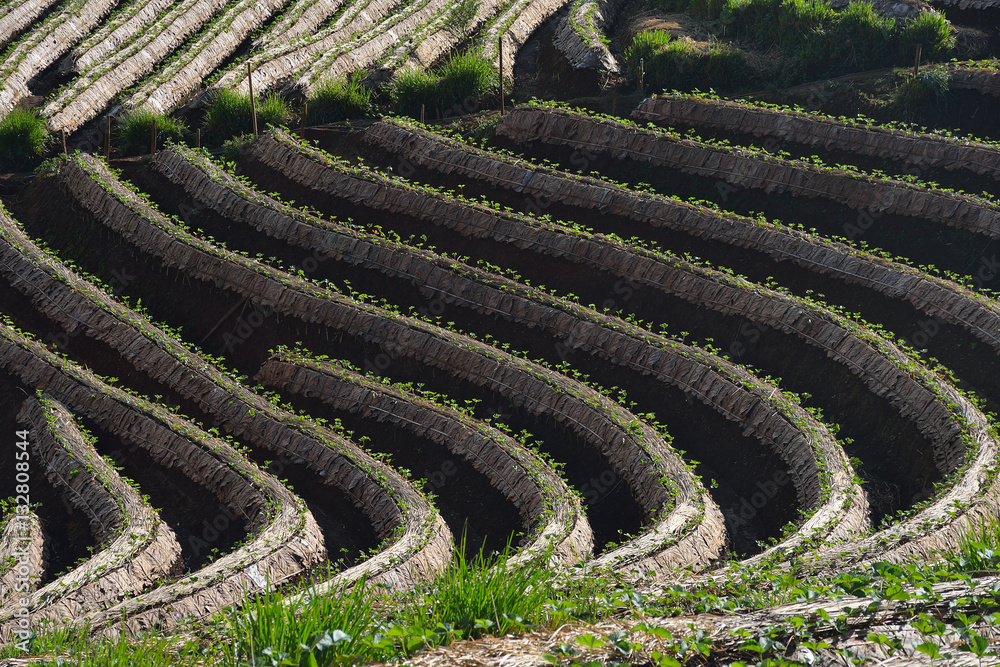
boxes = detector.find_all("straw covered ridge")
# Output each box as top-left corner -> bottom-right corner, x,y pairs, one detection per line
496,105 -> 1000,238
0,321 -> 326,636
0,396 -> 184,635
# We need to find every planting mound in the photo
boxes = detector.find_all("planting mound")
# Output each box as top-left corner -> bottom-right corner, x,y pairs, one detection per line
0,507 -> 44,605
631,93 -> 1000,180
257,350 -> 594,565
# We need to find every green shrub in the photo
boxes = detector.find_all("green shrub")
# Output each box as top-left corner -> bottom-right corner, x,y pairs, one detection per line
624,31 -> 747,93
721,0 -> 833,50
0,623 -> 203,666
34,155 -> 65,177
829,1 -> 895,69
0,108 -> 51,171
218,540 -> 556,665
116,109 -> 188,155
950,512 -> 1000,572
893,67 -> 953,110
308,72 -> 373,124
898,10 -> 954,59
390,52 -> 497,119
203,88 -> 292,142
400,538 -> 556,638
715,0 -> 953,81
625,28 -> 672,59
391,67 -> 441,118
436,52 -> 497,110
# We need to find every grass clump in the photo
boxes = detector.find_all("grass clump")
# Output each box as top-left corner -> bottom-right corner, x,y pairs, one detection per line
624,31 -> 747,93
894,67 -> 953,110
0,108 -> 51,171
898,10 -> 954,59
0,623 -> 204,666
401,538 -> 557,639
220,539 -> 563,665
950,512 -> 1000,572
204,88 -> 292,142
308,72 -> 373,124
220,133 -> 256,160
391,67 -> 441,118
391,52 -> 497,119
222,574 -> 378,666
117,109 -> 188,155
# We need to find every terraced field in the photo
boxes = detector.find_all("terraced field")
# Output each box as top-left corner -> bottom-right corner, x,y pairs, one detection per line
3,67 -> 1000,662
0,0 -> 578,135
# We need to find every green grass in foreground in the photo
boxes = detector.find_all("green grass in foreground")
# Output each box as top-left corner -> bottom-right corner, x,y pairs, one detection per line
8,514 -> 1000,665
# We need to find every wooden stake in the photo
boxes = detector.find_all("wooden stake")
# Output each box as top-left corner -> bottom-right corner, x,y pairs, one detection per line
61,130 -> 67,155
151,117 -> 156,156
639,58 -> 645,93
913,43 -> 922,76
420,103 -> 425,124
196,127 -> 201,148
301,101 -> 308,138
498,36 -> 504,117
104,115 -> 111,161
248,62 -> 258,137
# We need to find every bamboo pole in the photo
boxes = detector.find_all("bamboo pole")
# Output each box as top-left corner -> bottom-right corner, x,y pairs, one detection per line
62,131 -> 67,155
151,117 -> 156,156
196,128 -> 201,148
420,103 -> 425,124
913,43 -> 922,76
639,58 -> 645,93
104,115 -> 111,161
498,36 -> 504,117
248,62 -> 258,137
